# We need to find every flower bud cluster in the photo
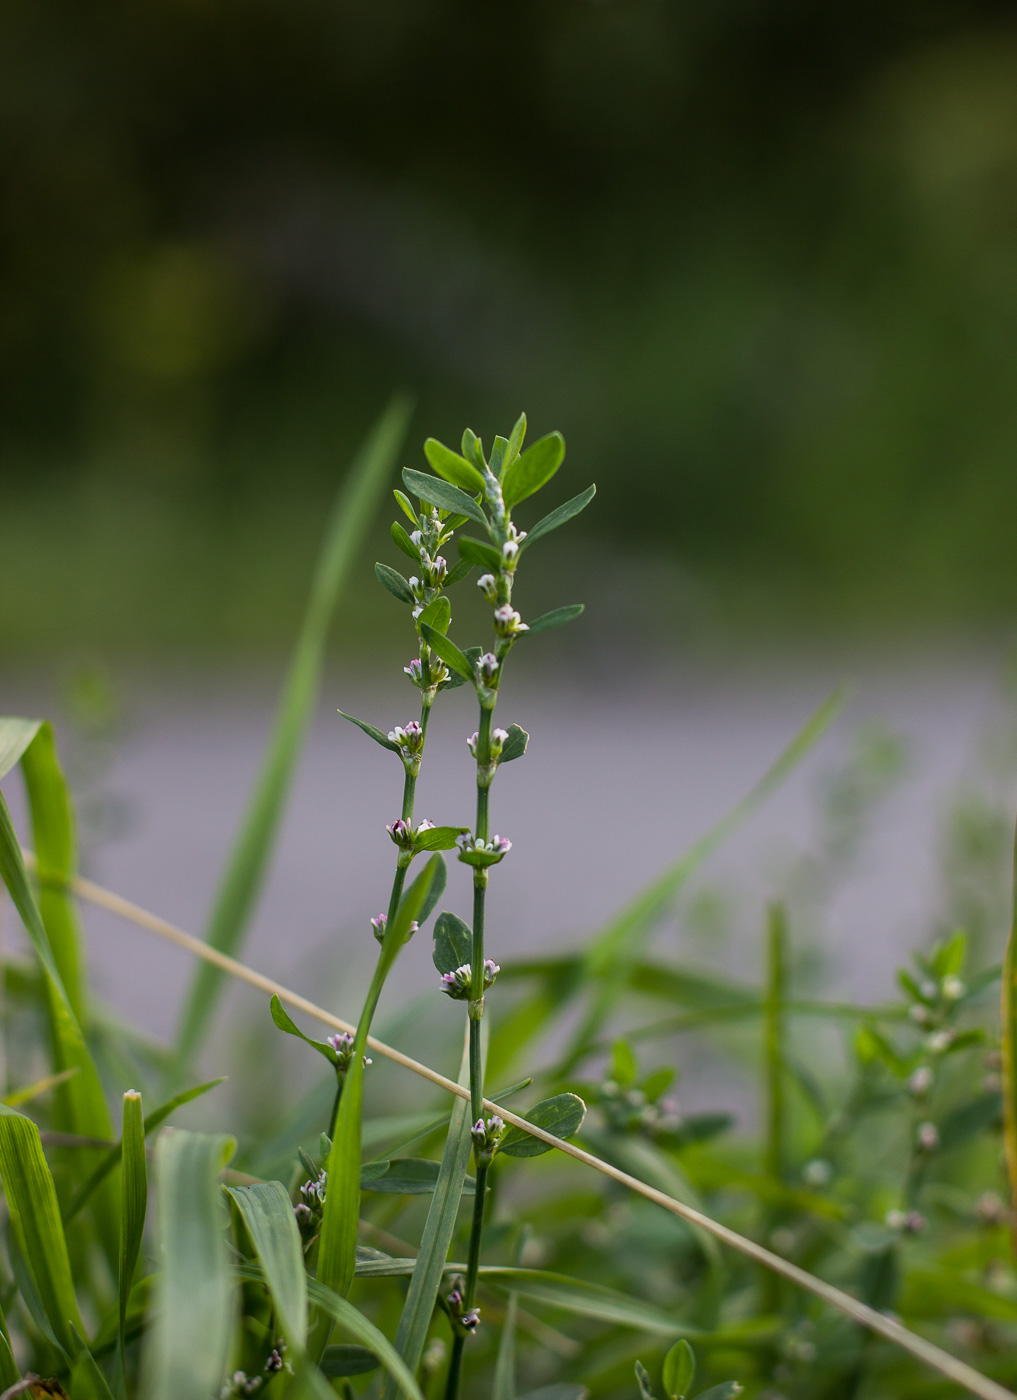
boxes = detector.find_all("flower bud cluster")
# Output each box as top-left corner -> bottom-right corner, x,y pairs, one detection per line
389,719 -> 425,774
455,832 -> 511,867
387,816 -> 435,851
326,1031 -> 371,1073
404,655 -> 450,690
440,959 -> 500,1000
370,911 -> 418,943
220,1371 -> 265,1397
594,1078 -> 682,1140
885,1207 -> 926,1234
493,604 -> 528,638
471,1114 -> 505,1167
466,727 -> 508,760
445,1276 -> 481,1335
295,1170 -> 327,1233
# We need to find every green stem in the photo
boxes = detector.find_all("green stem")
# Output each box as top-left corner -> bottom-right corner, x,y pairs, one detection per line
444,1337 -> 465,1400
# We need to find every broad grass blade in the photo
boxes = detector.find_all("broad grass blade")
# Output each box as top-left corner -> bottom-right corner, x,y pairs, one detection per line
379,1028 -> 477,1400
173,396 -> 412,1076
0,718 -> 42,781
0,1104 -> 85,1355
141,1129 -> 237,1400
317,856 -> 443,1301
70,1331 -> 117,1399
553,686 -> 850,1073
227,1180 -> 308,1352
476,1268 -> 709,1335
118,1092 -> 147,1366
1003,818 -> 1017,1250
0,1312 -> 16,1390
305,1279 -> 424,1400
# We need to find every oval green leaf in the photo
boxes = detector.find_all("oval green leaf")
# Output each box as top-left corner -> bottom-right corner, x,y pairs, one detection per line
424,438 -> 486,493
502,431 -> 565,507
499,1093 -> 587,1157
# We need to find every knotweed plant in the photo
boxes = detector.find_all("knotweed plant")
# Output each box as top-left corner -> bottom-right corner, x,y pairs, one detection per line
2,404 -> 1017,1400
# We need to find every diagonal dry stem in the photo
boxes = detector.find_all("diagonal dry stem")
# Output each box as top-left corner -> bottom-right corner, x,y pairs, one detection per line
22,859 -> 1017,1400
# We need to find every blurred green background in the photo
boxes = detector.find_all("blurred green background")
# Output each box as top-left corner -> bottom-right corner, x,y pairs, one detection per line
5,0 -> 1017,655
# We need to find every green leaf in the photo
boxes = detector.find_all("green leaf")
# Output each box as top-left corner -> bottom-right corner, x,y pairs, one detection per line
499,723 -> 528,763
391,521 -> 420,563
380,1033 -> 475,1399
402,468 -> 488,527
664,1339 -> 695,1399
270,995 -> 338,1065
227,1180 -> 307,1352
173,398 -> 410,1078
306,1277 -> 424,1400
362,1157 -> 475,1195
1004,838 -> 1017,1223
458,536 -> 502,571
393,489 -> 419,526
636,1359 -> 657,1400
445,558 -> 474,586
462,428 -> 484,467
118,1091 -> 147,1366
611,1039 -> 638,1087
0,1305 -> 18,1390
0,716 -> 42,779
488,435 -> 511,477
0,1104 -> 85,1355
932,929 -> 967,978
505,412 -> 527,470
440,646 -> 482,690
318,858 -> 445,1301
70,1334 -> 118,1400
412,825 -> 466,854
694,1385 -> 742,1400
321,1345 -> 380,1377
522,485 -> 597,550
415,854 -> 447,927
419,623 -> 475,682
424,438 -> 486,493
142,1129 -> 237,1400
526,604 -> 584,634
417,595 -> 451,635
500,1093 -> 586,1157
478,1267 -> 688,1335
376,562 -> 416,605
517,1388 -> 589,1400
502,431 -> 565,507
337,710 -> 401,754
433,912 -> 472,975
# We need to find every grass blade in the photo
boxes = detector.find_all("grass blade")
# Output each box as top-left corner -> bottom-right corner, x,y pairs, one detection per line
317,856 -> 443,1301
0,717 -> 42,780
172,396 -> 412,1076
118,1091 -> 147,1370
0,1104 -> 85,1355
305,1280 -> 425,1400
380,1029 -> 476,1400
141,1129 -> 237,1400
492,1290 -> 518,1400
227,1180 -> 307,1353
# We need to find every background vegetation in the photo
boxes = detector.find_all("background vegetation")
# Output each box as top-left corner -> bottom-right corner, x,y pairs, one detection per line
5,0 -> 1017,652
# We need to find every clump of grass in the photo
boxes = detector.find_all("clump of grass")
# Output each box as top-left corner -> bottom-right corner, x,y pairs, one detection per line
1,411 -> 1017,1400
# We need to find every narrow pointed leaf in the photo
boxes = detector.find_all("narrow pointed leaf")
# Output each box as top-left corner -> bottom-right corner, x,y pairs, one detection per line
270,995 -> 338,1065
694,1386 -> 742,1400
500,1094 -> 586,1157
321,1345 -> 380,1376
492,1291 -> 518,1400
526,604 -> 584,634
414,854 -> 447,927
375,562 -> 415,605
0,717 -> 43,780
118,1091 -> 147,1362
419,624 -> 475,682
445,558 -> 474,586
142,1129 -> 237,1400
462,427 -> 483,467
439,646 -> 482,690
476,1267 -> 686,1335
489,434 -> 511,477
402,468 -> 488,527
393,488 -> 419,526
458,536 -> 502,571
505,412 -> 527,469
362,1158 -> 475,1196
424,438 -> 486,493
227,1180 -> 307,1352
522,485 -> 597,550
306,1278 -> 424,1400
390,521 -> 420,563
502,431 -> 565,507
0,1105 -> 85,1354
338,711 -> 401,754
173,397 -> 410,1076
